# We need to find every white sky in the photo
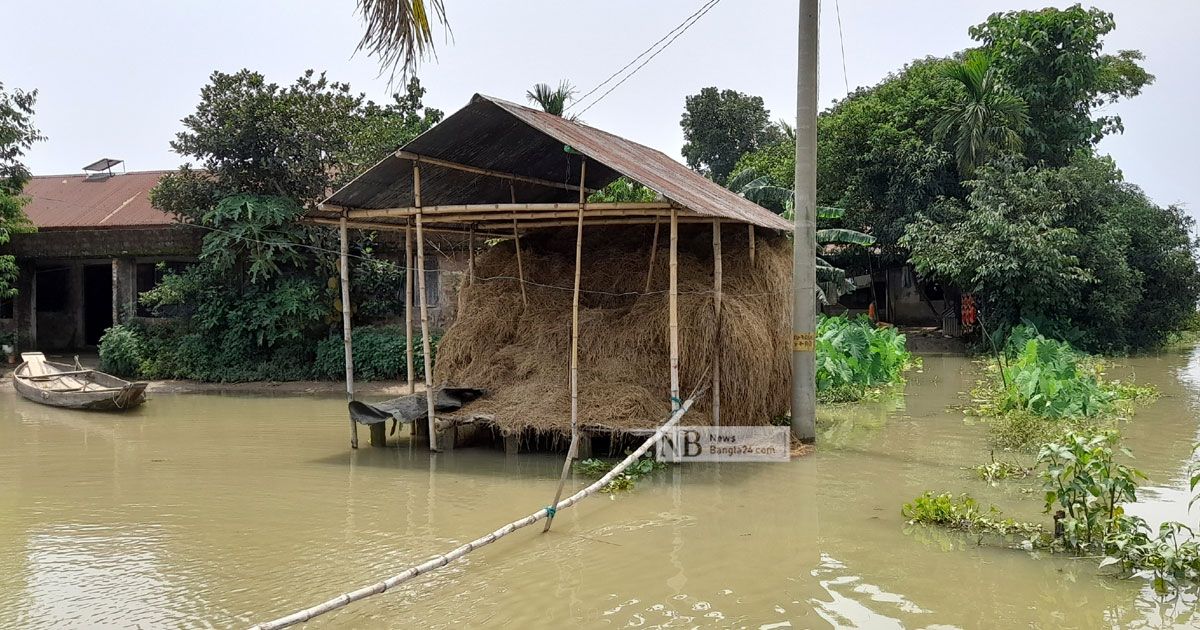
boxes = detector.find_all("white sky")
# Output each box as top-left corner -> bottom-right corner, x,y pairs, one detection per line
5,1 -> 1198,216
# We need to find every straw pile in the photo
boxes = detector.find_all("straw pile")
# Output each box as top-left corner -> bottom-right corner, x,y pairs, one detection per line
434,224 -> 792,436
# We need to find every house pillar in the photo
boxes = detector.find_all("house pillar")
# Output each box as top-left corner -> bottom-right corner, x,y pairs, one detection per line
111,257 -> 136,325
70,263 -> 85,347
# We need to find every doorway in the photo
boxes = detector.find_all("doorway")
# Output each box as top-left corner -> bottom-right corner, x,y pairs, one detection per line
83,264 -> 112,346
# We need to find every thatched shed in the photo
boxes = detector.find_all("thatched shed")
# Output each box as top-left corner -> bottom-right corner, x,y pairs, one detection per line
310,94 -> 792,450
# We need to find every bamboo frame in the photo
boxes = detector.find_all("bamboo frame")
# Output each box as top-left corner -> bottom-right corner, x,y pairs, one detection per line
414,164 -> 439,452
339,216 -> 358,449
249,393 -> 701,630
305,217 -> 509,239
467,225 -> 475,287
712,220 -> 722,427
347,203 -> 676,220
510,182 -> 527,306
405,222 -> 415,395
748,225 -> 756,265
669,209 -> 680,411
644,218 -> 660,294
544,158 -> 587,533
394,150 -> 598,194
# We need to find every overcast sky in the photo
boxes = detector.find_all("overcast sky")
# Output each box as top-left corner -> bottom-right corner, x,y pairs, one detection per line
6,1 -> 1197,216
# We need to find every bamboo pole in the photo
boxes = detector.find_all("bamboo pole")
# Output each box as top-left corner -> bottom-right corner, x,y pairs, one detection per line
405,221 -> 415,395
340,216 -> 358,449
712,220 -> 722,427
467,225 -> 476,287
669,209 -> 680,411
748,225 -> 756,265
644,218 -> 660,294
248,392 -> 701,630
393,150 -> 598,194
414,164 -> 439,452
511,183 -> 527,306
544,157 -> 587,533
305,217 -> 509,239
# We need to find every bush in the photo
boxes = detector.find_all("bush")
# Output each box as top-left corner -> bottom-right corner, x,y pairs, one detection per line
98,324 -> 146,377
815,315 -> 917,403
312,325 -> 438,381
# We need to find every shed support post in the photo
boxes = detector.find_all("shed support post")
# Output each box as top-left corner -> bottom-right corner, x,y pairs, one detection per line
748,225 -> 756,266
405,222 -> 415,396
340,215 -> 358,449
414,163 -> 439,452
544,157 -> 587,533
644,218 -> 660,294
669,209 -> 680,411
712,220 -> 722,427
511,183 -> 527,307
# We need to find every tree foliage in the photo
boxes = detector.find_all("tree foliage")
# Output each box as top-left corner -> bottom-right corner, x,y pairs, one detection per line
934,51 -> 1029,176
142,69 -> 444,381
526,81 -> 577,118
680,87 -> 783,184
969,5 -> 1154,165
0,82 -> 42,299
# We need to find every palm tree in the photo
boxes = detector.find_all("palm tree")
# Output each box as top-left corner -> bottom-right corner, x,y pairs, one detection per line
526,81 -> 578,118
934,50 -> 1030,177
727,170 -> 875,303
356,0 -> 450,79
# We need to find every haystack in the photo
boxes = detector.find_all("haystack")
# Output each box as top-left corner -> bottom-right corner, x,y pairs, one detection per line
434,225 -> 792,436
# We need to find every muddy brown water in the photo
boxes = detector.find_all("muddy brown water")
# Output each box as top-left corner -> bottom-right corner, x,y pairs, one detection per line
1,349 -> 1198,629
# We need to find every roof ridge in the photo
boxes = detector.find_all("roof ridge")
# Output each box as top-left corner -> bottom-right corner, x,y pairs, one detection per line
28,169 -> 177,179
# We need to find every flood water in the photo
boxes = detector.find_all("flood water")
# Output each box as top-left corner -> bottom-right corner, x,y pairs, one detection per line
2,349 -> 1199,629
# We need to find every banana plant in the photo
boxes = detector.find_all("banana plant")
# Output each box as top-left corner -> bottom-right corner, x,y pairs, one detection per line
727,169 -> 875,303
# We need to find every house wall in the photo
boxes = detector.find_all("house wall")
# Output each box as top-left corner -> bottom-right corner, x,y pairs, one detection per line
885,266 -> 944,326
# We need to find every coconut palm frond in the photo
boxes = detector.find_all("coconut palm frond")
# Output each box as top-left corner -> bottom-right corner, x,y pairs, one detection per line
935,50 -> 1030,176
356,0 -> 450,82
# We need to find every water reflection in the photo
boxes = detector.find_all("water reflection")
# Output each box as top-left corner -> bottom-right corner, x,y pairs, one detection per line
0,348 -> 1197,628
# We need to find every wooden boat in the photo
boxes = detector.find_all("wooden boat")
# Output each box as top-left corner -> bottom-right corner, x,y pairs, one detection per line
13,352 -> 147,411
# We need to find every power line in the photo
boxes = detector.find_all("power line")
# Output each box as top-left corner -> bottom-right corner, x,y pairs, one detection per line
572,0 -> 724,117
569,0 -> 719,113
833,0 -> 850,96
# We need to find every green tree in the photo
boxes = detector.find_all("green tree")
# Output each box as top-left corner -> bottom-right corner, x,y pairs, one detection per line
933,51 -> 1029,176
970,5 -> 1154,165
0,83 -> 42,299
526,81 -> 577,117
681,87 -> 782,184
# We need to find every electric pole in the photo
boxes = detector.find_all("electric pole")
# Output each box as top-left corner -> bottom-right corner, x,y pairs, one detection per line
791,0 -> 818,442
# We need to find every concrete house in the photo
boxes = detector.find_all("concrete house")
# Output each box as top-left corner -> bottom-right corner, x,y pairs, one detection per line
0,161 -> 201,351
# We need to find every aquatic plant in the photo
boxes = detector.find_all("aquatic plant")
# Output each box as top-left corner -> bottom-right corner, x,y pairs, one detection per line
901,492 -> 1045,543
815,316 -> 918,403
967,452 -> 1032,485
973,324 -> 1155,449
574,455 -> 664,493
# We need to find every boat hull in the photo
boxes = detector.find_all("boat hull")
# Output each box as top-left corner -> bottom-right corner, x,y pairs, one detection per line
12,358 -> 148,411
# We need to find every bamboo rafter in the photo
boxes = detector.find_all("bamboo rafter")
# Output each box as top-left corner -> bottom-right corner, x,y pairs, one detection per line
394,150 -> 599,194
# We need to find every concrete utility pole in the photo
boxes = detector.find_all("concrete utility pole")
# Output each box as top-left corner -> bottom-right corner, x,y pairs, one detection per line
791,0 -> 818,442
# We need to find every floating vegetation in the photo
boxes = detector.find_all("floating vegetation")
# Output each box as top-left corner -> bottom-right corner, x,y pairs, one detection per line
574,455 -> 665,493
966,452 -> 1033,484
901,492 -> 1046,544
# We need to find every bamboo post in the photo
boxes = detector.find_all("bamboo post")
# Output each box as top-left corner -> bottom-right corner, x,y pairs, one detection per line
414,164 -> 439,452
544,157 -> 587,533
644,218 -> 660,294
467,224 -> 476,287
340,216 -> 358,449
248,392 -> 701,630
512,218 -> 527,306
712,220 -> 722,427
669,209 -> 680,411
511,183 -> 527,307
748,224 -> 756,265
405,222 -> 415,395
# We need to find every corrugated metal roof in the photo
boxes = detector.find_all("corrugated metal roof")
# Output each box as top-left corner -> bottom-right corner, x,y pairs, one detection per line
321,94 -> 791,231
20,170 -> 175,229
